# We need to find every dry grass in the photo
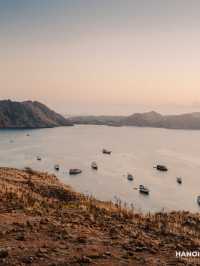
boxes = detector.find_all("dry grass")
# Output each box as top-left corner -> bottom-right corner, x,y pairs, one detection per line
0,167 -> 199,265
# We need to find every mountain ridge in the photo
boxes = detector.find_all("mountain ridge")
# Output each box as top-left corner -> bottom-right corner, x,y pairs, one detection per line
69,110 -> 200,129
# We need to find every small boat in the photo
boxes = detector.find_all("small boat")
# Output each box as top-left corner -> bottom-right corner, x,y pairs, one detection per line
69,169 -> 82,175
91,161 -> 98,170
26,134 -> 30,136
37,156 -> 42,161
197,196 -> 200,206
176,177 -> 182,184
102,149 -> 112,155
139,185 -> 150,195
127,173 -> 134,181
155,165 -> 168,171
54,164 -> 60,171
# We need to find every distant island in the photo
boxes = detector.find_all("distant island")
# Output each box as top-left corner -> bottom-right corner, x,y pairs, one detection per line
0,100 -> 73,128
69,111 -> 200,130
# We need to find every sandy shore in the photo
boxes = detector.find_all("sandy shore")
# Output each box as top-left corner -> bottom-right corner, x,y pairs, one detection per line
0,167 -> 199,265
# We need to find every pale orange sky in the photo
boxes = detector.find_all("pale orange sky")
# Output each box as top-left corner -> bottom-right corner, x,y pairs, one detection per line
1,1 -> 200,114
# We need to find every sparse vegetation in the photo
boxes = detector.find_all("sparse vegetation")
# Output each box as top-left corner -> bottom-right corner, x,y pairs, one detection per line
0,167 -> 199,265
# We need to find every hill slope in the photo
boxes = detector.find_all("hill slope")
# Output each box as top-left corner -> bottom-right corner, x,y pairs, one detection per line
0,100 -> 73,128
70,111 -> 200,129
0,167 -> 198,265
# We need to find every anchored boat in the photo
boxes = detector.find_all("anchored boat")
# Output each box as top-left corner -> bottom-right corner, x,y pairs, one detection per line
91,161 -> 98,170
197,196 -> 200,206
127,173 -> 134,181
139,185 -> 150,195
155,165 -> 168,172
176,177 -> 182,184
54,164 -> 60,171
69,169 -> 82,175
102,149 -> 112,155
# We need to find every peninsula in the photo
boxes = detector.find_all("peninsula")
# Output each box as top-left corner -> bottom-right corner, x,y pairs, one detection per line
0,100 -> 73,128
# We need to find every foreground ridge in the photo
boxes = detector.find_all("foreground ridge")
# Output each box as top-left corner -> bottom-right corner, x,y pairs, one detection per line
0,167 -> 199,265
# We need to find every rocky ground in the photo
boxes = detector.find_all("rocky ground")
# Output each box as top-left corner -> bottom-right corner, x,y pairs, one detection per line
0,167 -> 199,265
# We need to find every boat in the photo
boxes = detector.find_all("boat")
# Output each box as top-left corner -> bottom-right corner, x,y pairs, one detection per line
102,149 -> 112,155
37,156 -> 42,161
54,164 -> 60,171
127,173 -> 134,181
197,196 -> 200,206
91,161 -> 98,170
155,165 -> 168,171
69,169 -> 82,175
139,185 -> 150,195
176,177 -> 182,184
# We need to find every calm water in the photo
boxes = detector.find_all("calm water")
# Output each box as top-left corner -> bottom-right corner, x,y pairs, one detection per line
0,125 -> 200,213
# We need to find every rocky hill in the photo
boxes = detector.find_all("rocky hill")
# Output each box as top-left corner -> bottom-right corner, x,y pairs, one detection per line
0,167 -> 198,265
70,111 -> 200,130
122,111 -> 163,127
0,100 -> 73,128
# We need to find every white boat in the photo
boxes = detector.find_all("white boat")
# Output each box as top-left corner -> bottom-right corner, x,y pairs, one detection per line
54,164 -> 60,171
69,169 -> 82,175
127,173 -> 134,181
102,149 -> 112,155
139,185 -> 150,195
176,177 -> 182,184
197,196 -> 200,206
91,161 -> 98,170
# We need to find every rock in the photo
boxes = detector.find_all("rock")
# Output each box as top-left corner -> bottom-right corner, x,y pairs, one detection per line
105,251 -> 112,256
135,246 -> 145,252
16,232 -> 25,241
150,248 -> 157,254
76,236 -> 87,243
36,248 -> 49,259
0,248 -> 8,258
122,243 -> 133,251
110,227 -> 118,235
88,253 -> 102,259
38,248 -> 48,253
89,214 -> 95,223
40,218 -> 49,225
26,220 -> 32,228
21,256 -> 34,264
127,251 -> 134,256
78,256 -> 92,263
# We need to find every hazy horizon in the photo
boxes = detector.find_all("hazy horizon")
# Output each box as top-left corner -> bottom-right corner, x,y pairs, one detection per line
63,103 -> 200,116
1,1 -> 200,115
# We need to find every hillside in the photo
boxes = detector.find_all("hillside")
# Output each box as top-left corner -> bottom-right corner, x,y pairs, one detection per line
0,167 -> 199,265
69,111 -> 200,130
122,111 -> 163,127
0,100 -> 73,128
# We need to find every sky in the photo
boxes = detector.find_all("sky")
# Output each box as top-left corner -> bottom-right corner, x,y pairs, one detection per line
1,0 -> 200,115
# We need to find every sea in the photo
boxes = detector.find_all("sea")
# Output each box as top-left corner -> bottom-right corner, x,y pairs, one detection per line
0,125 -> 199,213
